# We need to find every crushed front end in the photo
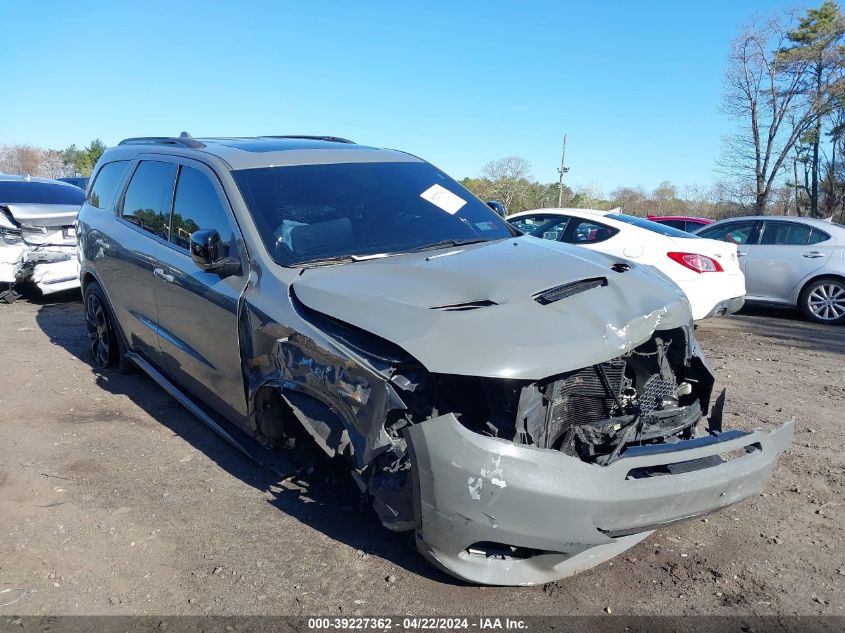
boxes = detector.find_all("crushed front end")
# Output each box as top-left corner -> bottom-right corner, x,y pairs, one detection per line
372,325 -> 793,585
0,204 -> 80,302
253,243 -> 793,586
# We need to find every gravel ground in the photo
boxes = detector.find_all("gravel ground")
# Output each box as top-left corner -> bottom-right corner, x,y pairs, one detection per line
0,291 -> 842,616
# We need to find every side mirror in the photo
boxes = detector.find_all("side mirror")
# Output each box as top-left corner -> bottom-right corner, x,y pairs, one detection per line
190,229 -> 241,276
486,200 -> 507,217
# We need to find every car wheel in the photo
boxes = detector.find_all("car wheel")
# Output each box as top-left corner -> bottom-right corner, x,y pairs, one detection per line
800,277 -> 845,325
84,281 -> 133,371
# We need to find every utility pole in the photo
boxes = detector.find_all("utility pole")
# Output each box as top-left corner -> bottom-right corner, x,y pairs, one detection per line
557,134 -> 569,207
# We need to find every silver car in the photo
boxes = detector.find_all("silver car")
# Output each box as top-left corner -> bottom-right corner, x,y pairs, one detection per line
697,216 -> 845,325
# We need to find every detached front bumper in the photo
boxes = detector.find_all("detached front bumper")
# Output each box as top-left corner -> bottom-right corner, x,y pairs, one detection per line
405,414 -> 794,586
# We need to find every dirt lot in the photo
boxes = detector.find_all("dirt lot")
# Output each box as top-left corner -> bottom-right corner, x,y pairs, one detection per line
0,291 -> 842,616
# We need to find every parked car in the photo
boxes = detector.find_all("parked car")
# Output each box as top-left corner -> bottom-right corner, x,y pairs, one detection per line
0,175 -> 84,303
77,135 -> 792,586
57,176 -> 90,190
647,215 -> 714,233
508,209 -> 746,321
695,216 -> 845,324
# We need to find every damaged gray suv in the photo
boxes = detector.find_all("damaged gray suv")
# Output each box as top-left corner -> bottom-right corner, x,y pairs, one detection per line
77,135 -> 794,586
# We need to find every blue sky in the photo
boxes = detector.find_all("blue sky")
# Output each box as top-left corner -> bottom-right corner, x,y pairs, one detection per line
1,1 -> 801,193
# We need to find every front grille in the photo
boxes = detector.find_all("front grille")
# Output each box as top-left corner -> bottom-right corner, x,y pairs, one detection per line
543,359 -> 626,448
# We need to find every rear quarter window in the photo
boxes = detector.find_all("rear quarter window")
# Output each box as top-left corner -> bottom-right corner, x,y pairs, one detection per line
808,228 -> 831,244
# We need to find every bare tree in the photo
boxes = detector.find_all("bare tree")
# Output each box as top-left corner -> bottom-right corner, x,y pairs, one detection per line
480,156 -> 533,212
721,14 -> 816,214
0,144 -> 47,176
42,150 -> 68,178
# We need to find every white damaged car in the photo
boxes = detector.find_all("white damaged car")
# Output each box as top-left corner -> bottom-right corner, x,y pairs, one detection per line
0,175 -> 84,303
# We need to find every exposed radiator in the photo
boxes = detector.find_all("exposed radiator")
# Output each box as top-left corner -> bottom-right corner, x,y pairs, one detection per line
543,358 -> 626,448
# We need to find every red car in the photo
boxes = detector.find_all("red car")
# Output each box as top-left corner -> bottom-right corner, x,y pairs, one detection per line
647,215 -> 714,233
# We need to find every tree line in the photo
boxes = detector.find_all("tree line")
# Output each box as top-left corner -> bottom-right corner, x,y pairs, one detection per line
0,140 -> 106,179
460,157 -> 743,219
462,2 -> 845,223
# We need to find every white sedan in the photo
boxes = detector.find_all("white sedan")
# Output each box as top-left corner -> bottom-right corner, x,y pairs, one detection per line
508,208 -> 746,321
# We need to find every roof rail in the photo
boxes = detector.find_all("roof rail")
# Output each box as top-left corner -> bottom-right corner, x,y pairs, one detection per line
260,135 -> 355,144
118,136 -> 206,149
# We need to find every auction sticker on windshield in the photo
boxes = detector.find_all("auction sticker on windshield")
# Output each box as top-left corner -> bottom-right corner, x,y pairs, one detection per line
420,184 -> 467,214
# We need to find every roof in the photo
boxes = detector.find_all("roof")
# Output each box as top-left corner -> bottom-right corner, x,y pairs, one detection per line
0,175 -> 85,205
112,135 -> 423,170
709,215 -> 845,232
647,215 -> 714,223
508,207 -> 612,219
0,174 -> 82,188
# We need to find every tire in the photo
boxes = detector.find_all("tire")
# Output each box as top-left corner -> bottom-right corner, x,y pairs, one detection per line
800,277 -> 845,325
83,281 -> 134,372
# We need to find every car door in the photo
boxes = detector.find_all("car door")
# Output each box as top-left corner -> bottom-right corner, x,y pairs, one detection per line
743,220 -> 835,302
151,160 -> 250,425
100,159 -> 179,370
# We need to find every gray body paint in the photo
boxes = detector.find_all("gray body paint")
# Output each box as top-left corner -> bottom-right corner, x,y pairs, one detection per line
406,413 -> 793,586
76,138 -> 795,586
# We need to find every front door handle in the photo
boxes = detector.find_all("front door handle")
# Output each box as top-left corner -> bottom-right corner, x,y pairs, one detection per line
802,251 -> 825,258
153,268 -> 175,283
737,251 -> 747,257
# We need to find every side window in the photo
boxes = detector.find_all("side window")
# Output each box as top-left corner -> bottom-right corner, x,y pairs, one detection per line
509,215 -> 556,234
565,218 -> 617,244
808,228 -> 831,244
87,161 -> 129,210
120,161 -> 178,239
535,218 -> 569,241
698,221 -> 756,245
759,221 -> 812,246
170,166 -> 233,251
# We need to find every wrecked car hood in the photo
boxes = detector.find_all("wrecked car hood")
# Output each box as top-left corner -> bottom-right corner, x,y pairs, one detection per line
292,236 -> 692,380
2,203 -> 80,228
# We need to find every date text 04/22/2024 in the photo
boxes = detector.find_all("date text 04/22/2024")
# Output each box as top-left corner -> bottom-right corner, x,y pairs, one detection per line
306,617 -> 528,630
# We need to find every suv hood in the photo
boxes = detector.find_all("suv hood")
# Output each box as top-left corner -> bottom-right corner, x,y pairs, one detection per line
292,236 -> 692,380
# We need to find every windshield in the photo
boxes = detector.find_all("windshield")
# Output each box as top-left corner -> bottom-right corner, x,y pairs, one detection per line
233,161 -> 517,266
605,213 -> 699,238
0,180 -> 85,205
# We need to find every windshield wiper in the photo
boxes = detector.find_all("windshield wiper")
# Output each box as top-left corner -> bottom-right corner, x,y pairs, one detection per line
300,252 -> 397,268
411,238 -> 487,253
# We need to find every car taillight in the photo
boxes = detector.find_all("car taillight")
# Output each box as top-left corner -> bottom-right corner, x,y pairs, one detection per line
667,252 -> 723,273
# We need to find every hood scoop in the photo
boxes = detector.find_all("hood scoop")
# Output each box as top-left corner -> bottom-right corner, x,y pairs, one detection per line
534,277 -> 608,305
429,299 -> 498,312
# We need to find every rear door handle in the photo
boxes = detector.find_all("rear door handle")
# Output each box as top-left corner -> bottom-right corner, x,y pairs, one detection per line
737,251 -> 747,257
153,268 -> 175,283
802,251 -> 825,258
